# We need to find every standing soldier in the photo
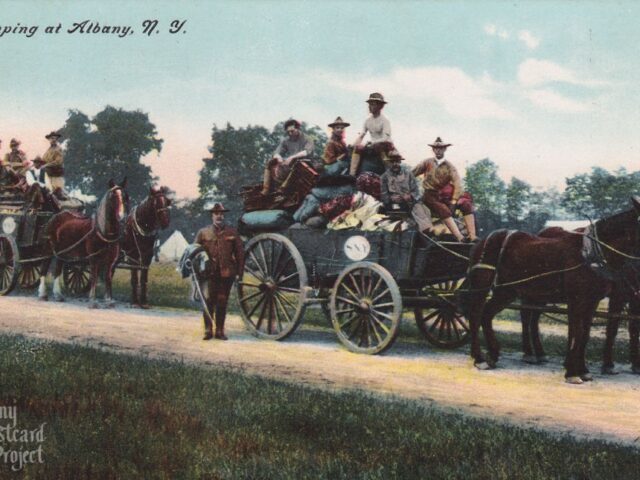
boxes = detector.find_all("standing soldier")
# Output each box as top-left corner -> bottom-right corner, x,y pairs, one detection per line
41,131 -> 67,200
194,203 -> 245,340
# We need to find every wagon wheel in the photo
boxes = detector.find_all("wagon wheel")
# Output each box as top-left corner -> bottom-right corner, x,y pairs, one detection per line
330,262 -> 402,354
18,261 -> 41,289
237,233 -> 308,340
414,279 -> 470,349
63,262 -> 92,295
0,235 -> 20,296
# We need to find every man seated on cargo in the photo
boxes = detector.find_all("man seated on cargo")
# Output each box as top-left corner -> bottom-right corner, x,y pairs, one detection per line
322,116 -> 351,176
350,92 -> 394,176
261,119 -> 314,195
380,150 -> 433,233
0,138 -> 29,190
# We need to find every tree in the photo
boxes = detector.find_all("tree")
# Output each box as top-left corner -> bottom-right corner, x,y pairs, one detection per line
505,177 -> 532,224
464,158 -> 507,233
199,121 -> 327,224
61,106 -> 163,203
562,167 -> 640,219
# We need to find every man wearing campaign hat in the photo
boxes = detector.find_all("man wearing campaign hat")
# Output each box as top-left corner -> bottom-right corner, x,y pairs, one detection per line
350,92 -> 394,176
380,149 -> 433,233
412,137 -> 477,241
322,116 -> 351,176
194,203 -> 245,340
41,131 -> 68,200
261,119 -> 315,195
0,138 -> 29,189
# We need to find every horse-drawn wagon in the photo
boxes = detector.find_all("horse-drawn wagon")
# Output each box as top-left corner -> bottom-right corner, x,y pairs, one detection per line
237,226 -> 474,354
0,187 -> 88,296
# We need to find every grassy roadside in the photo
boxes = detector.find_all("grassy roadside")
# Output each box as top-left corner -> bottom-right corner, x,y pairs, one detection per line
0,334 -> 639,479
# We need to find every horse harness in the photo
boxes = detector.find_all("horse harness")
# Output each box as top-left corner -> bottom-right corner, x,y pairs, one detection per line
121,195 -> 168,267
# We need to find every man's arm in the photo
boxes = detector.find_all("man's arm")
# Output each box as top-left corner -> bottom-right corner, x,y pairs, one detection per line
354,120 -> 368,146
381,117 -> 392,142
448,162 -> 462,202
408,171 -> 421,202
412,159 -> 426,178
380,173 -> 392,205
234,233 -> 245,277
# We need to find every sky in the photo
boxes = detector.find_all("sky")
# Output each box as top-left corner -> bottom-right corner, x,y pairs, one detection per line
1,0 -> 639,199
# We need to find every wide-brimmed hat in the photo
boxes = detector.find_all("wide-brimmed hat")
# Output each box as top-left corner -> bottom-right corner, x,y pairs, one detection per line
208,203 -> 229,213
328,116 -> 350,128
9,138 -> 20,147
45,131 -> 62,140
387,149 -> 404,161
283,119 -> 301,131
428,137 -> 452,148
366,92 -> 387,104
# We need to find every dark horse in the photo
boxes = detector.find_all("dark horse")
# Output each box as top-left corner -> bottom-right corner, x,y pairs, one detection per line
38,178 -> 129,307
466,197 -> 640,383
120,186 -> 171,307
520,226 -> 640,375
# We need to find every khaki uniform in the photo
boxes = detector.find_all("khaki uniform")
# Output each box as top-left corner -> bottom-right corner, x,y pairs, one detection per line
1,150 -> 27,176
42,145 -> 65,190
195,224 -> 245,336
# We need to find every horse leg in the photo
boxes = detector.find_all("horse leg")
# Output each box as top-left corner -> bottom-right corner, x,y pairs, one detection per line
38,258 -> 52,300
629,296 -> 640,374
602,287 -> 625,374
103,255 -> 117,307
565,294 -> 599,383
480,288 -> 516,367
520,305 -> 536,363
139,263 -> 150,309
467,273 -> 492,369
52,259 -> 65,302
130,269 -> 140,306
88,260 -> 100,309
530,310 -> 548,363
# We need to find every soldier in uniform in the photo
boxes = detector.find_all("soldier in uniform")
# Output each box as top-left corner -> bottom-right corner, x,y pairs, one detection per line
322,116 -> 351,176
41,131 -> 67,200
194,203 -> 245,340
261,119 -> 314,195
0,138 -> 29,189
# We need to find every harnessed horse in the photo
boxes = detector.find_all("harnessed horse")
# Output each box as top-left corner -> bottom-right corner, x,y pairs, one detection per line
120,186 -> 171,307
466,196 -> 640,383
38,178 -> 129,307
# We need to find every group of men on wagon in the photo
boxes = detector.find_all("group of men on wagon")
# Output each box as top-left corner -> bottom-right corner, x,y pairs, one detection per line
261,92 -> 477,242
0,131 -> 69,201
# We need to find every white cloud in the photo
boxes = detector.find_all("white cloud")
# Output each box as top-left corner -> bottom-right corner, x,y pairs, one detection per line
484,23 -> 509,39
518,30 -> 540,49
325,67 -> 514,120
518,58 -> 608,88
497,29 -> 510,40
525,89 -> 592,113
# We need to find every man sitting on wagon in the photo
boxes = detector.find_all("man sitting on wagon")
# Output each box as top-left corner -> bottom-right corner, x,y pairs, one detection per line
380,149 -> 433,233
350,92 -> 394,176
322,116 -> 351,176
0,138 -> 29,190
261,119 -> 315,196
412,137 -> 477,242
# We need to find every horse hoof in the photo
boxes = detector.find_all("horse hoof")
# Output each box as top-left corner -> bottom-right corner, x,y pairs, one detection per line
580,373 -> 594,382
601,365 -> 619,375
474,361 -> 492,371
105,302 -> 116,309
88,303 -> 99,309
631,365 -> 640,375
38,296 -> 48,302
537,356 -> 549,364
54,296 -> 65,303
522,355 -> 538,364
139,304 -> 150,310
565,376 -> 584,385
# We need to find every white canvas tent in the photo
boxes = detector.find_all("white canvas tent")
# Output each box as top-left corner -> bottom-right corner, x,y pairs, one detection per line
544,220 -> 590,231
158,230 -> 189,263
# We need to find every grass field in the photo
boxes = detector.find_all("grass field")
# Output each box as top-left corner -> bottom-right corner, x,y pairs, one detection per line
1,334 -> 639,479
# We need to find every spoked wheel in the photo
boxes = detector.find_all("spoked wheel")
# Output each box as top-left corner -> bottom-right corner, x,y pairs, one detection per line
0,235 -> 20,295
330,262 -> 402,354
414,279 -> 470,349
63,262 -> 92,295
237,233 -> 308,340
18,261 -> 41,289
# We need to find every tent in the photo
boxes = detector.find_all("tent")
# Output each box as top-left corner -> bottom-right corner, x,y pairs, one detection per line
158,230 -> 189,262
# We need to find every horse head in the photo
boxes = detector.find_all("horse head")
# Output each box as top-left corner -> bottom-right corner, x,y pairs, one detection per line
149,185 -> 172,230
97,177 -> 129,241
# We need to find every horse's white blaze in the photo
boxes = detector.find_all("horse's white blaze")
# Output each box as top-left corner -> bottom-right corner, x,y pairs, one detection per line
116,191 -> 125,220
38,277 -> 47,297
53,276 -> 62,297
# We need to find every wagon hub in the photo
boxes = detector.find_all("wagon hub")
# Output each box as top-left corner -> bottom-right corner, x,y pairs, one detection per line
356,298 -> 372,314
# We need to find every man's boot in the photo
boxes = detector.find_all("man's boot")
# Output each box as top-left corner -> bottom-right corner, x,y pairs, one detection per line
463,214 -> 477,241
261,167 -> 272,196
214,305 -> 228,340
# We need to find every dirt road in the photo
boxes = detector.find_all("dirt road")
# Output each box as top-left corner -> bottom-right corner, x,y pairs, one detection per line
2,296 -> 640,447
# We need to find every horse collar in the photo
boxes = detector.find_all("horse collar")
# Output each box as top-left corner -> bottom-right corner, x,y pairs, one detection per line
132,206 -> 157,237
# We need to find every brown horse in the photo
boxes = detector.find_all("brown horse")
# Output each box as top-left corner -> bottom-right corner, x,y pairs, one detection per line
519,227 -> 640,375
120,186 -> 171,307
38,178 -> 129,307
466,197 -> 640,383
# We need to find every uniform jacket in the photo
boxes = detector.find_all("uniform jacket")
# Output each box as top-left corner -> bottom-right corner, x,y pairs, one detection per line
412,157 -> 462,201
195,224 -> 245,278
322,138 -> 348,165
380,164 -> 421,206
1,150 -> 27,175
42,145 -> 64,177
